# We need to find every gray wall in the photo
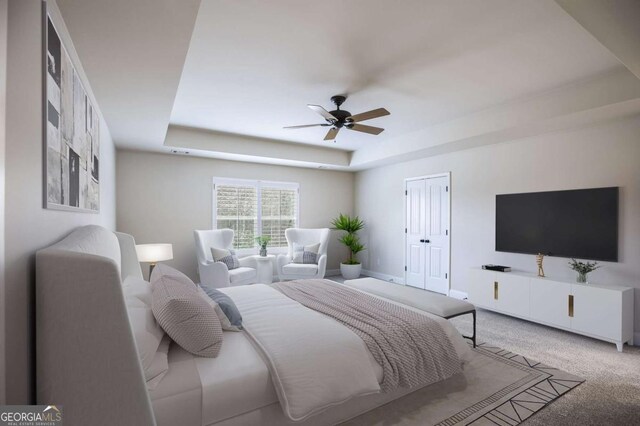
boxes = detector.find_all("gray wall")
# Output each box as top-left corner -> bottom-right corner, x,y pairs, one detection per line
355,116 -> 640,333
116,150 -> 354,282
4,0 -> 116,403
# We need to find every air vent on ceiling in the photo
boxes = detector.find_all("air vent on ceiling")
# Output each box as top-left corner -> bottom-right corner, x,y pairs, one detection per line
170,149 -> 190,155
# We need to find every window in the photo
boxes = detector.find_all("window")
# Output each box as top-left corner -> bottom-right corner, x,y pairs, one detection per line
213,178 -> 299,251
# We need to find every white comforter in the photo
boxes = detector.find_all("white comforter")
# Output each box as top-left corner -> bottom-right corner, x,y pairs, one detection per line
223,284 -> 471,422
223,284 -> 381,421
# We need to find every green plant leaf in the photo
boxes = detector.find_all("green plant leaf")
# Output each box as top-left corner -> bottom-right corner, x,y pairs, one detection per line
255,235 -> 271,248
332,213 -> 366,264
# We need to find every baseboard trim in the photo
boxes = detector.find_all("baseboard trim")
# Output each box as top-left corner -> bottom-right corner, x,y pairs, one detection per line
448,289 -> 469,300
634,332 -> 639,347
361,269 -> 405,284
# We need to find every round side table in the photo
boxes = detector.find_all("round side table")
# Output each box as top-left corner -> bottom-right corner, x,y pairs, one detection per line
255,254 -> 276,284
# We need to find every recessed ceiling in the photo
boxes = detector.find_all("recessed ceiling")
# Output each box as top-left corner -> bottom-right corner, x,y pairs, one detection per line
56,0 -> 201,149
170,0 -> 621,152
57,0 -> 640,169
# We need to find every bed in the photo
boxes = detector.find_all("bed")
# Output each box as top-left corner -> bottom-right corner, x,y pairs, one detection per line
36,226 -> 470,426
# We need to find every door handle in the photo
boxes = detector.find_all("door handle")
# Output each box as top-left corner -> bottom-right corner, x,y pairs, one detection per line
419,239 -> 430,243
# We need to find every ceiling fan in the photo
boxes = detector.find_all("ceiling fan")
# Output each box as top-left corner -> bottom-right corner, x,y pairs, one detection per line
284,95 -> 390,141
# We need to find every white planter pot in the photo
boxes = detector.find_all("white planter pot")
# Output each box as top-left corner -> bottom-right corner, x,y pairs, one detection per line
340,263 -> 362,280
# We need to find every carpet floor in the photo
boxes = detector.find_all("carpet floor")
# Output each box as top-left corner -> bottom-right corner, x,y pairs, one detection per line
344,342 -> 583,426
327,276 -> 640,425
449,309 -> 640,425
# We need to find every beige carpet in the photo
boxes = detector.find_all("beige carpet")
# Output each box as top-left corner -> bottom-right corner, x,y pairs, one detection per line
449,309 -> 640,426
343,342 -> 583,426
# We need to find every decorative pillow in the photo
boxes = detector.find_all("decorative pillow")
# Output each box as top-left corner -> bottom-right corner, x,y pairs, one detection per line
292,243 -> 321,264
145,334 -> 171,390
199,283 -> 243,330
197,287 -> 241,332
124,278 -> 168,384
151,263 -> 223,357
123,275 -> 154,306
211,247 -> 240,270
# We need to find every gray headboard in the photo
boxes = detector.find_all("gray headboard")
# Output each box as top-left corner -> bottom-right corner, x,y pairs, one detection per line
36,225 -> 155,426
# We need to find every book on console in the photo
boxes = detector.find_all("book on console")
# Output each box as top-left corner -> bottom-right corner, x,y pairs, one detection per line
482,264 -> 512,272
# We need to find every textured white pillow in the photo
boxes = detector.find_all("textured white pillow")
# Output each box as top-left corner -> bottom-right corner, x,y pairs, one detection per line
145,334 -> 171,390
151,264 -> 223,357
123,275 -> 153,306
124,279 -> 167,382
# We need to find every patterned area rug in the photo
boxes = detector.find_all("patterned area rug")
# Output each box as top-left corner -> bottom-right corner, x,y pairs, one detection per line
343,343 -> 584,426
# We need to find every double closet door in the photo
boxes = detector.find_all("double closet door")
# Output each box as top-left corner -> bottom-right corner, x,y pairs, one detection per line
405,174 -> 450,295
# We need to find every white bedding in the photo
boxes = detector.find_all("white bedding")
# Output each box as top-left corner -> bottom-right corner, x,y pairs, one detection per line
222,284 -> 382,421
150,282 -> 471,426
195,331 -> 278,425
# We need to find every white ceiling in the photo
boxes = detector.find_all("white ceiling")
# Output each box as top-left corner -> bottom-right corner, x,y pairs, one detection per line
56,0 -> 201,148
170,0 -> 621,151
58,0 -> 640,169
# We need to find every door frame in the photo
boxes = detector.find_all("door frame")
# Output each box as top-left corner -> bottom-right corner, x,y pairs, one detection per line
404,172 -> 451,294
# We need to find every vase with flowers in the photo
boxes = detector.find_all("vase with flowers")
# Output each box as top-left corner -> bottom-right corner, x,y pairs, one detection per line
568,258 -> 600,284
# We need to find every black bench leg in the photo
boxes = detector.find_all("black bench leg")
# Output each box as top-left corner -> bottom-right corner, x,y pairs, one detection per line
449,309 -> 477,348
472,310 -> 476,348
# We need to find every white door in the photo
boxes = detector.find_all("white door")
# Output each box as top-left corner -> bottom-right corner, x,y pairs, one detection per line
405,179 -> 426,288
424,176 -> 450,294
405,175 -> 450,294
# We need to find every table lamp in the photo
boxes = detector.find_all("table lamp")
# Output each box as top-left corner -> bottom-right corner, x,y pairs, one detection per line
136,243 -> 173,278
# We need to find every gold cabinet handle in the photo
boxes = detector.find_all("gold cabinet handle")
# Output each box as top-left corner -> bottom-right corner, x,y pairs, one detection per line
494,281 -> 499,300
568,295 -> 574,317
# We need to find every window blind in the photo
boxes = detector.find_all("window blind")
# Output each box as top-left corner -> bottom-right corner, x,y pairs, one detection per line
215,185 -> 258,249
214,179 -> 299,251
261,187 -> 298,248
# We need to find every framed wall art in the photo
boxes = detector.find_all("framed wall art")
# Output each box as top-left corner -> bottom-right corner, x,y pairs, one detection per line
44,5 -> 99,212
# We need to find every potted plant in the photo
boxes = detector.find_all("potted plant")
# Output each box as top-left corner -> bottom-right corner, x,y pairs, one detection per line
331,213 -> 366,279
568,258 -> 600,283
255,236 -> 271,257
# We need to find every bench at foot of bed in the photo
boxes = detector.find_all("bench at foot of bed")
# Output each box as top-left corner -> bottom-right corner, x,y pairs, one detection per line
342,277 -> 476,347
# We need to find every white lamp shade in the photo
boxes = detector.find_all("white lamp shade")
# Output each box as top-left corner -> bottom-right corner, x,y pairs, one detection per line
136,243 -> 173,263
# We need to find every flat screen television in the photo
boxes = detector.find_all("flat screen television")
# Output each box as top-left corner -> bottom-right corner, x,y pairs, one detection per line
495,187 -> 618,261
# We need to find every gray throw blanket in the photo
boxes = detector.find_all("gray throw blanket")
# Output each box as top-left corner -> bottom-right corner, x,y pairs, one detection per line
272,279 -> 462,392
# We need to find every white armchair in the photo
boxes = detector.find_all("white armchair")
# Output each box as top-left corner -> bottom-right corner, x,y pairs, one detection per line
194,229 -> 258,288
277,228 -> 330,281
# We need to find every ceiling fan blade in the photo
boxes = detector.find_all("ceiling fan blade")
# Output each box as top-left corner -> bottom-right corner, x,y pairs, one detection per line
308,104 -> 337,121
324,127 -> 339,141
283,124 -> 330,129
348,123 -> 384,135
348,108 -> 390,122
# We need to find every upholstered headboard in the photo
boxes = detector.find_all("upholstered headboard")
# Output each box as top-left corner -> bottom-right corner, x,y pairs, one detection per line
36,225 -> 154,426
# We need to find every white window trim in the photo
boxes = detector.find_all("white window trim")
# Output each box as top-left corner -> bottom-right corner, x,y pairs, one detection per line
212,177 -> 300,255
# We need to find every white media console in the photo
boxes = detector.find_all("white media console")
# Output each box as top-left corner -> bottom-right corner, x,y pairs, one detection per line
467,268 -> 634,351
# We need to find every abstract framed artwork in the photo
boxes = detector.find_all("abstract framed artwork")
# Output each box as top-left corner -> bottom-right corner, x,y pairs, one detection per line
44,5 -> 100,212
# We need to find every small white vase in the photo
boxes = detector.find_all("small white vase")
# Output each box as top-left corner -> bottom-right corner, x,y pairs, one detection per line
340,263 -> 362,280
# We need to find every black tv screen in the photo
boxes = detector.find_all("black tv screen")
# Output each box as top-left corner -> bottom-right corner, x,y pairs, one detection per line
496,187 -> 618,261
